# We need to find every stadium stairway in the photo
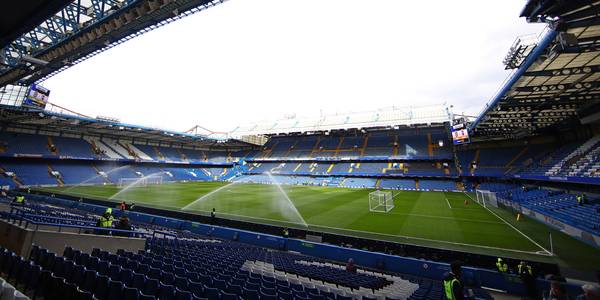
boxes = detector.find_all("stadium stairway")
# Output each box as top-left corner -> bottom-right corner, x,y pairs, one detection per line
177,149 -> 190,162
470,150 -> 480,176
0,165 -> 23,187
91,165 -> 112,184
46,164 -> 64,186
84,137 -> 122,159
121,142 -> 154,161
359,136 -> 368,156
103,139 -> 136,160
333,137 -> 345,158
47,136 -> 58,156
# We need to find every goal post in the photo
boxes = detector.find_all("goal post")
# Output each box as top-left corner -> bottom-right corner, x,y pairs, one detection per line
117,176 -> 163,188
369,190 -> 394,213
475,189 -> 498,208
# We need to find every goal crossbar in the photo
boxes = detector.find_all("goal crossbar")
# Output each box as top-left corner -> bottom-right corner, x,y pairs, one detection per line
117,177 -> 163,187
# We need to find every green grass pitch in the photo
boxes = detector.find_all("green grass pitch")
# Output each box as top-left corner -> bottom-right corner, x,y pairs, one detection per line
40,181 -> 600,271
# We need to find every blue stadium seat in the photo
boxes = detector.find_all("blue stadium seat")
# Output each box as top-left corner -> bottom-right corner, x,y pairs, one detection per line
161,270 -> 175,285
174,275 -> 188,291
220,291 -> 238,300
144,278 -> 160,296
131,273 -> 146,291
260,290 -> 277,300
109,264 -> 122,281
158,283 -> 175,300
188,280 -> 204,298
97,260 -> 110,276
139,293 -> 157,300
227,284 -> 242,295
82,269 -> 98,292
148,266 -> 161,279
242,288 -> 259,300
175,288 -> 193,300
203,287 -> 220,300
107,279 -> 124,299
278,291 -> 292,300
94,275 -> 110,299
124,287 -> 140,300
212,278 -> 226,290
25,263 -> 42,292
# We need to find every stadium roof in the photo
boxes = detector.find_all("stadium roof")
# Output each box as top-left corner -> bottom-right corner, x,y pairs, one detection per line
0,105 -> 252,149
0,0 -> 227,88
0,1 -> 73,50
228,104 -> 452,137
470,0 -> 600,139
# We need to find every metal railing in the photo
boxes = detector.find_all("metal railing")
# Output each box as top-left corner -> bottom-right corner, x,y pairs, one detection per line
5,206 -> 151,238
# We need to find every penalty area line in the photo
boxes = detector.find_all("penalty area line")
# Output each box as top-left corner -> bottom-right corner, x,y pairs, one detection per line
463,192 -> 553,256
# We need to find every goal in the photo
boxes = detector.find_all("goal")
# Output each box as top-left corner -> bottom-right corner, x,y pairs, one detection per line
118,176 -> 163,188
475,189 -> 499,208
369,190 -> 394,213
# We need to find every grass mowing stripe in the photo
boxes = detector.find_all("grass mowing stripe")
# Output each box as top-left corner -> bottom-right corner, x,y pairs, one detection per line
463,192 -> 552,255
306,223 -> 552,256
182,181 -> 237,210
387,212 -> 504,225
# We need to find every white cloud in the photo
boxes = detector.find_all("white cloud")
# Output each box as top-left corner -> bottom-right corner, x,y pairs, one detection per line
43,0 -> 546,132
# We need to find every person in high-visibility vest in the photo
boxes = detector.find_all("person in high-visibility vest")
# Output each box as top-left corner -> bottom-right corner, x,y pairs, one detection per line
96,207 -> 114,234
496,258 -> 508,273
518,261 -> 536,299
15,195 -> 25,203
577,195 -> 583,206
443,261 -> 469,300
12,195 -> 25,206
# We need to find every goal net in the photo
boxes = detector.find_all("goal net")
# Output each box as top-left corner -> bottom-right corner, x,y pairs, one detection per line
369,190 -> 394,213
118,177 -> 163,188
475,190 -> 498,208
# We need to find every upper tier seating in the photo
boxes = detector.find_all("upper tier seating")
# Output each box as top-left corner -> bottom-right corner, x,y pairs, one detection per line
246,161 -> 455,178
256,128 -> 452,160
0,131 -> 246,164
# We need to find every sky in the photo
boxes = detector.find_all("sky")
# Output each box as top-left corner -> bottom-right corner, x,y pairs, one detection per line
42,0 -> 546,133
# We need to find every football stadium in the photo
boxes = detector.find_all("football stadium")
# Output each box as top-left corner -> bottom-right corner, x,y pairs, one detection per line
0,1 -> 599,300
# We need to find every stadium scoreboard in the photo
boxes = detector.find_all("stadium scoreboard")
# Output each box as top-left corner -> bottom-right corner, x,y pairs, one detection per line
451,118 -> 470,145
22,84 -> 50,110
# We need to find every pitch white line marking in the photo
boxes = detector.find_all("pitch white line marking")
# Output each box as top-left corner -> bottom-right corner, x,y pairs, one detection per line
387,212 -> 503,224
41,187 -> 550,257
463,192 -> 552,256
187,208 -> 550,256
182,181 -> 237,210
445,197 -> 452,209
308,223 -> 550,256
